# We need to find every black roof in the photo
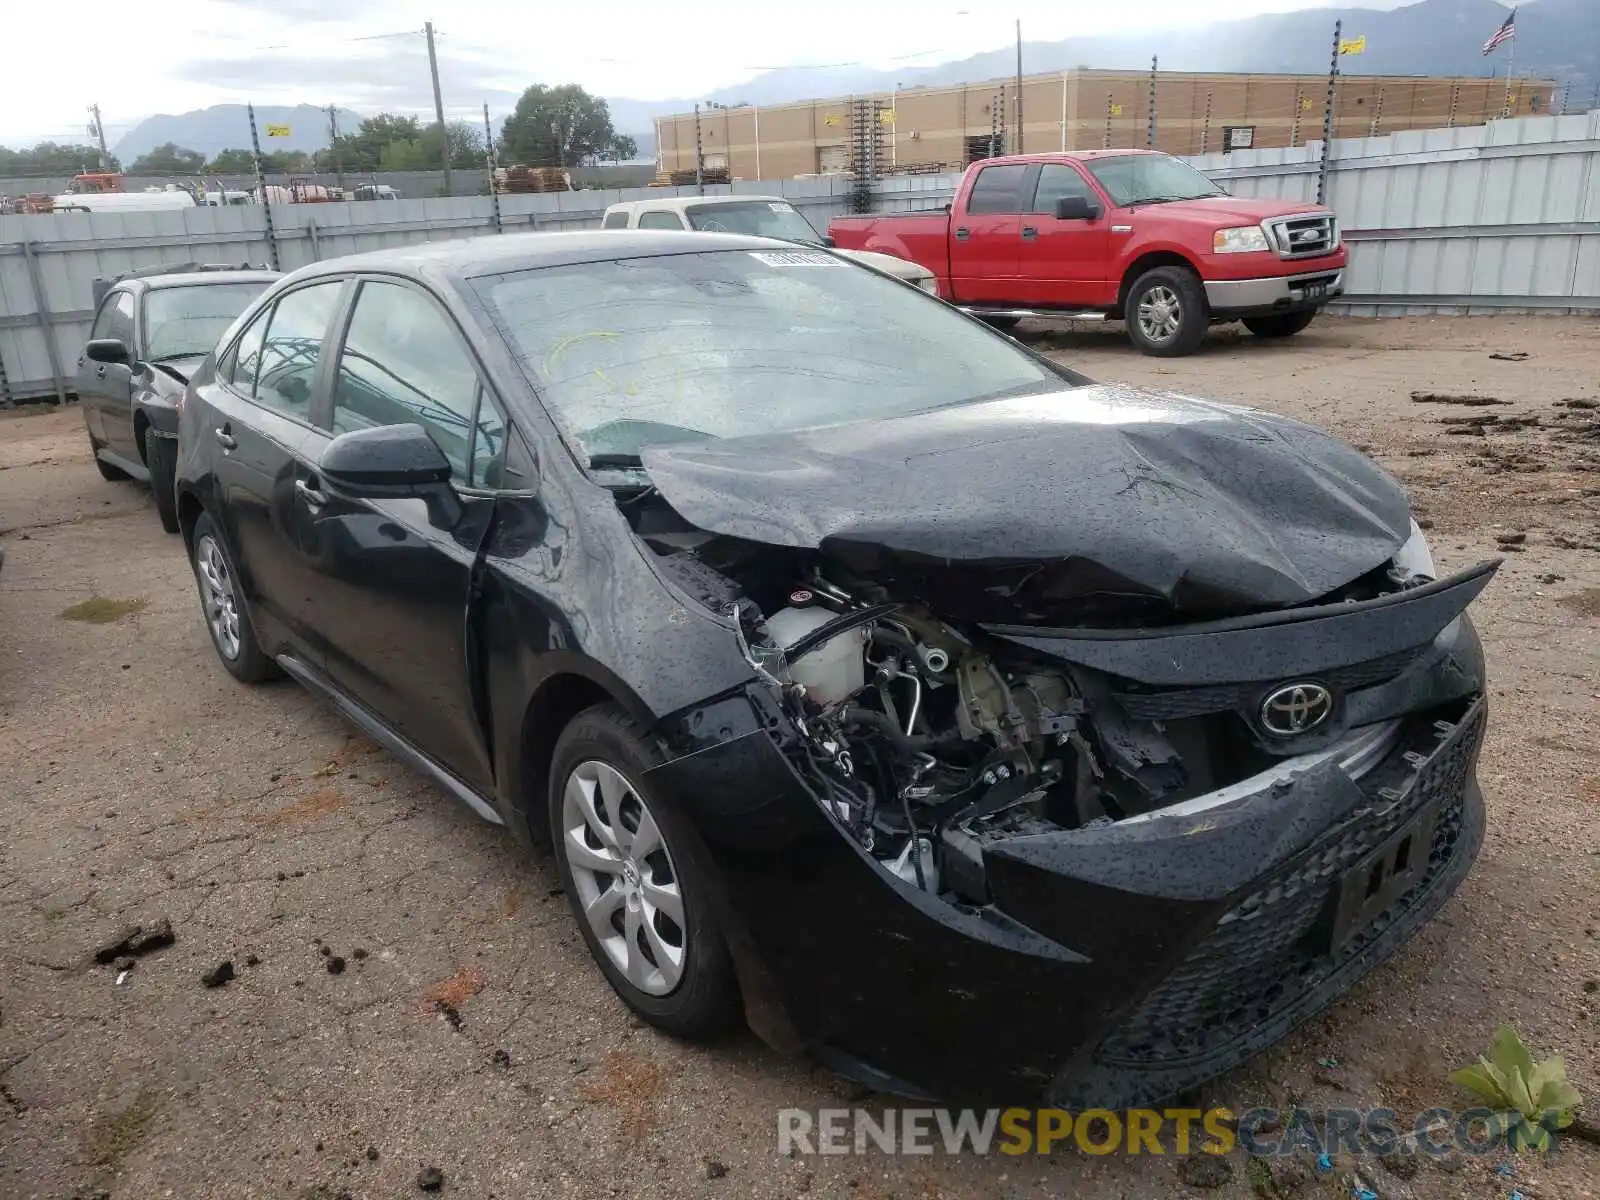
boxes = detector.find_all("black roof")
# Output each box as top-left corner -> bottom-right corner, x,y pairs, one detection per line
282,230 -> 782,287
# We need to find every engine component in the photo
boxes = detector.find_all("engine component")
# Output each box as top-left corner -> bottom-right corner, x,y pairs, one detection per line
764,605 -> 869,705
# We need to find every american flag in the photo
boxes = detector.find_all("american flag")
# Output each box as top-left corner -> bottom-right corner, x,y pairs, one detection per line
1482,9 -> 1516,54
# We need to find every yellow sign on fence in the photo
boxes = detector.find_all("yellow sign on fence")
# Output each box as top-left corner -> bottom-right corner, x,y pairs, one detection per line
1108,103 -> 1124,116
1339,35 -> 1367,55
823,114 -> 842,126
265,124 -> 291,137
879,108 -> 896,123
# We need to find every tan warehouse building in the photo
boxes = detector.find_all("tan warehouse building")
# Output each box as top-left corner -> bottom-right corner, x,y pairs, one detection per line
655,68 -> 1556,180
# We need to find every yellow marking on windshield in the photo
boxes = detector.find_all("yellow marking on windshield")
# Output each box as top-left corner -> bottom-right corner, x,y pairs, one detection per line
543,329 -> 619,375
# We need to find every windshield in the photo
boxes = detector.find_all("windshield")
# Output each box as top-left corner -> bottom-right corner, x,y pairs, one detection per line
1085,154 -> 1224,207
144,282 -> 270,361
476,249 -> 1073,466
684,200 -> 823,244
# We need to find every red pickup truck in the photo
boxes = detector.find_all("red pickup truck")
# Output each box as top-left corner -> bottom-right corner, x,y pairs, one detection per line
829,150 -> 1346,356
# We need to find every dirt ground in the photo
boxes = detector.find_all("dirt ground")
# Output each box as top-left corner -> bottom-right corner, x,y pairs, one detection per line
1,314 -> 1596,1200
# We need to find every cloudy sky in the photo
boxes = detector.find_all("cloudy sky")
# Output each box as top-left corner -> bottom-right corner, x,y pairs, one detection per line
4,0 -> 1410,146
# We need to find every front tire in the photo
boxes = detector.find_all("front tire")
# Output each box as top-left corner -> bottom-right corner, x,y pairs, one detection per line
1125,266 -> 1209,357
549,704 -> 738,1039
190,512 -> 278,683
1243,310 -> 1317,339
145,436 -> 180,534
89,434 -> 129,482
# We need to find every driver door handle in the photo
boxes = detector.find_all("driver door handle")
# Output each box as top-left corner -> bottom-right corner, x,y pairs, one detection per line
1020,226 -> 1038,241
953,226 -> 971,241
295,478 -> 327,509
95,366 -> 108,379
214,426 -> 237,451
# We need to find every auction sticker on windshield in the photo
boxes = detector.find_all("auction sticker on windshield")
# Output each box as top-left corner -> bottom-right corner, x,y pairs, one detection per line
749,250 -> 841,267
768,201 -> 797,212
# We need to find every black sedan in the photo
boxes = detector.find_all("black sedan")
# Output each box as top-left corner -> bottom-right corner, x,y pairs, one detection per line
173,232 -> 1494,1107
78,264 -> 277,531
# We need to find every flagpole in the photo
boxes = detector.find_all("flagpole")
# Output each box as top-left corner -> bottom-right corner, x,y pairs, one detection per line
1501,28 -> 1516,118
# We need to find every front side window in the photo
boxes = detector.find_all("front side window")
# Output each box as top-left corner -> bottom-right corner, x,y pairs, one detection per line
966,164 -> 1030,215
253,282 -> 344,420
684,200 -> 822,244
637,211 -> 685,231
94,291 -> 136,347
143,282 -> 271,362
1033,165 -> 1095,214
331,281 -> 490,481
477,249 -> 1075,467
1085,153 -> 1223,207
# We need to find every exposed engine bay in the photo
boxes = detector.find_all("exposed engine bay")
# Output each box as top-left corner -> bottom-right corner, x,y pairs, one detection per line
624,486 -> 1451,908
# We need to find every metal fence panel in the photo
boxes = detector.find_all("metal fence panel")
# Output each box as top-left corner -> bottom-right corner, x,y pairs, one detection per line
6,113 -> 1600,402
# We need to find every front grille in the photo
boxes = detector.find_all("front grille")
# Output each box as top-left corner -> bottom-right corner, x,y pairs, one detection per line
1267,213 -> 1339,259
1095,699 -> 1483,1068
1114,643 -> 1426,722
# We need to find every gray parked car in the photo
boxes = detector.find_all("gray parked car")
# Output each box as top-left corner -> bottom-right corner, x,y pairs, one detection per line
77,264 -> 277,532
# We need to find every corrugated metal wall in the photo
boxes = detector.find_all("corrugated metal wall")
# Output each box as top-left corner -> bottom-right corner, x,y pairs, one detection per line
4,112 -> 1598,404
0,173 -> 953,404
1190,111 -> 1600,315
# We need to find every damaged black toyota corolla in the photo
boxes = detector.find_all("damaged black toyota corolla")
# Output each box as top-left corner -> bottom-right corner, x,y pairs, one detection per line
175,232 -> 1495,1109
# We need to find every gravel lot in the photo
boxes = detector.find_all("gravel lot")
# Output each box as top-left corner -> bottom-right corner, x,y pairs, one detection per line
1,314 -> 1596,1199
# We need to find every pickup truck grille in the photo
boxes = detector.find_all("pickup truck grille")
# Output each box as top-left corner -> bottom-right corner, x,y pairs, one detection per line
1265,213 -> 1340,260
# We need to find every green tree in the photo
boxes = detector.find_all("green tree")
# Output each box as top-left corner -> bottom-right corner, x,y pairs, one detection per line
0,142 -> 120,177
206,148 -> 258,173
129,142 -> 206,175
499,84 -> 622,167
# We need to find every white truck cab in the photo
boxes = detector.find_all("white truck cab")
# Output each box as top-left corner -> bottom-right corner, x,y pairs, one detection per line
600,195 -> 937,292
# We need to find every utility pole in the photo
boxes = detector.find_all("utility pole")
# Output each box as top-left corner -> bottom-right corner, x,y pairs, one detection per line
88,104 -> 110,169
1014,20 -> 1024,154
326,105 -> 346,191
425,21 -> 453,196
485,103 -> 503,233
248,104 -> 281,273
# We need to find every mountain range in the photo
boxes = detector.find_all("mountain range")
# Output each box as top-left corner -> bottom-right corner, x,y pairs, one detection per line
112,0 -> 1595,162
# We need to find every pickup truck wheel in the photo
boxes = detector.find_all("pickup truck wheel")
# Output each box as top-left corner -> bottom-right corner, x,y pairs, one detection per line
1126,266 -> 1208,357
145,435 -> 180,534
1243,311 -> 1317,339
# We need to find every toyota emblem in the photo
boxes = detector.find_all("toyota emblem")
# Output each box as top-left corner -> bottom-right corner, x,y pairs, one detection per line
1260,683 -> 1334,736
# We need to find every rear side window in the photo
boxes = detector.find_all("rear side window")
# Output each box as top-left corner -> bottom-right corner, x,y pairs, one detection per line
601,210 -> 630,229
966,164 -> 1030,215
638,211 -> 685,230
249,282 -> 343,420
1033,165 -> 1095,214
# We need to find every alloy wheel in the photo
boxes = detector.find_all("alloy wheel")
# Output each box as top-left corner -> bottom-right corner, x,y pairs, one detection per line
1137,284 -> 1182,344
561,760 -> 687,996
195,534 -> 242,661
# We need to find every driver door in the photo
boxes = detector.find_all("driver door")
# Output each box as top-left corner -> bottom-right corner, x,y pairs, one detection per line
298,278 -> 512,794
77,289 -> 138,456
1014,164 -> 1113,308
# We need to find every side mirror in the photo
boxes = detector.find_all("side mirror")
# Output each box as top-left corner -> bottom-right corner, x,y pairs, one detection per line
821,233 -> 836,248
85,338 -> 131,366
319,423 -> 460,526
1053,196 -> 1102,222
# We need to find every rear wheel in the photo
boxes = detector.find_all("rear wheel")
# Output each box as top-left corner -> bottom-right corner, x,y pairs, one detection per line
1125,266 -> 1209,357
549,704 -> 739,1039
1243,311 -> 1317,339
978,314 -> 1021,331
190,512 -> 278,683
145,435 -> 180,534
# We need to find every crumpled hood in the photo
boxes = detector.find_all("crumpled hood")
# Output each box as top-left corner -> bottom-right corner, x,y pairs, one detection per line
640,384 -> 1414,618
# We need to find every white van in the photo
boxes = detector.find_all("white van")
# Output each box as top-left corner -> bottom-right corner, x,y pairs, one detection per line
51,191 -> 198,214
